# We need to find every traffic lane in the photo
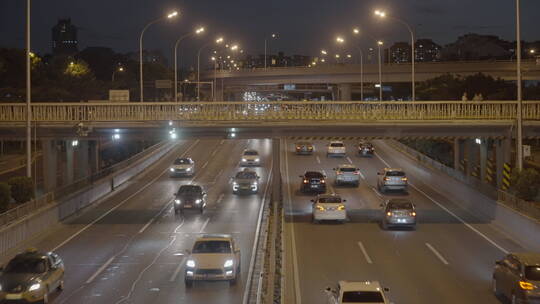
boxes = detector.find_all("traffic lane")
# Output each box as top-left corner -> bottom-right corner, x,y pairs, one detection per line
51,139 -> 221,303
285,140 -> 500,304
125,138 -> 273,304
65,139 -> 271,304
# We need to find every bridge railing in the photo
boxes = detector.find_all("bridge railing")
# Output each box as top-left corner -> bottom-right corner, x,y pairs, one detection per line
0,101 -> 539,122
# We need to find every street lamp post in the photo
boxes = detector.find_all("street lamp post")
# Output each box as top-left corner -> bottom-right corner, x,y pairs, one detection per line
337,32 -> 365,101
375,10 -> 415,101
26,0 -> 31,178
377,40 -> 383,101
265,33 -> 277,70
112,66 -> 124,82
516,0 -> 523,171
139,11 -> 178,102
198,37 -> 224,101
174,27 -> 205,102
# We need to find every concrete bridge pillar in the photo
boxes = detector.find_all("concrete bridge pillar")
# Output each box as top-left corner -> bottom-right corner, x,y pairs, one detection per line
453,138 -> 465,171
480,139 -> 489,182
90,140 -> 100,174
42,140 -> 58,193
65,141 -> 75,185
75,140 -> 89,180
496,136 -> 512,189
338,83 -> 352,101
465,139 -> 480,177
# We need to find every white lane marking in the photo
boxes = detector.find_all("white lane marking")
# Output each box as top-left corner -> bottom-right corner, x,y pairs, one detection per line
283,138 -> 303,304
216,193 -> 225,204
201,160 -> 209,169
374,148 -> 509,254
199,218 -> 210,233
211,148 -> 218,157
359,171 -> 366,180
86,256 -> 115,284
169,257 -> 186,282
139,204 -> 171,234
52,140 -> 200,252
425,243 -> 449,265
357,242 -> 373,264
220,139 -> 225,145
242,156 -> 273,304
316,156 -> 321,164
371,187 -> 382,197
322,169 -> 327,176
346,156 -> 353,164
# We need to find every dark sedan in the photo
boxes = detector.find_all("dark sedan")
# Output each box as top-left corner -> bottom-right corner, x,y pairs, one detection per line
300,171 -> 327,194
174,184 -> 207,214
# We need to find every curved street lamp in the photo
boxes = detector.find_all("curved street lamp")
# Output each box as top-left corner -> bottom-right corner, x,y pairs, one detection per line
375,9 -> 415,101
139,10 -> 179,102
197,37 -> 225,100
174,26 -> 205,102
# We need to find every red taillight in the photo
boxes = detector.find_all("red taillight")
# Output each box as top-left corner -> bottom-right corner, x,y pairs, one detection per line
303,179 -> 308,183
384,177 -> 390,181
411,212 -> 416,217
321,179 -> 326,184
336,171 -> 343,175
402,177 -> 408,181
353,171 -> 360,175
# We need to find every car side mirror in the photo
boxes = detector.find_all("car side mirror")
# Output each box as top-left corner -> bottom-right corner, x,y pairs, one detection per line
299,175 -> 303,178
310,199 -> 315,202
495,260 -> 502,265
257,176 -> 260,179
377,172 -> 381,175
342,199 -> 347,202
379,203 -> 384,207
185,249 -> 191,255
383,287 -> 390,292
203,192 -> 207,196
323,175 -> 327,178
325,287 -> 332,292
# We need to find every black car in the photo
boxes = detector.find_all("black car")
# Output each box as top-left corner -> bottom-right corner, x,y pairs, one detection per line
358,141 -> 375,157
0,248 -> 64,303
173,185 -> 206,214
299,171 -> 327,193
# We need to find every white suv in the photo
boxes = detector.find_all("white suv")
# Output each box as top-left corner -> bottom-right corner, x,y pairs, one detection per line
327,141 -> 346,157
185,234 -> 241,287
334,164 -> 360,187
325,281 -> 390,304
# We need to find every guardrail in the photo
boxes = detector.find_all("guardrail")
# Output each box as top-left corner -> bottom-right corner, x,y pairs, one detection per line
497,190 -> 540,221
0,141 -> 166,227
0,101 -> 539,122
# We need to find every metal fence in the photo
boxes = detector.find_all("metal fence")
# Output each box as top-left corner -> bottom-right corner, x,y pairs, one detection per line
497,190 -> 540,221
0,101 -> 539,123
0,141 -> 166,227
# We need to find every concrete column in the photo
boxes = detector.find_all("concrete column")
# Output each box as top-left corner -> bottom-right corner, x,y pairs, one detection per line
480,139 -> 488,182
453,138 -> 464,171
90,140 -> 100,174
465,139 -> 480,177
42,140 -> 57,192
338,83 -> 352,101
65,141 -> 74,185
496,136 -> 512,189
331,85 -> 339,101
75,140 -> 89,180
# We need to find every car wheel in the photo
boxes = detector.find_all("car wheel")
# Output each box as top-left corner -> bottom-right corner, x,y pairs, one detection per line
381,221 -> 388,230
312,215 -> 318,224
57,279 -> 64,292
511,293 -> 517,304
199,207 -> 204,214
354,182 -> 359,187
174,208 -> 179,214
492,278 -> 500,297
42,287 -> 49,304
185,279 -> 193,288
229,277 -> 237,286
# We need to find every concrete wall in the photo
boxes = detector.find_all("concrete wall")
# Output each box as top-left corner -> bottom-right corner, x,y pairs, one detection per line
0,141 -> 177,257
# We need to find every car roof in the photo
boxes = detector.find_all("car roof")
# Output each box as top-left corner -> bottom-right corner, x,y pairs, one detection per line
338,280 -> 383,292
304,171 -> 324,176
337,164 -> 356,169
14,248 -> 49,260
176,157 -> 192,161
511,252 -> 540,265
330,140 -> 344,143
317,193 -> 341,199
387,198 -> 412,204
196,234 -> 233,242
384,168 -> 404,172
243,149 -> 258,153
296,141 -> 312,145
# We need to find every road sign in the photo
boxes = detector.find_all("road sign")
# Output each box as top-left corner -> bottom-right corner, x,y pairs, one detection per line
155,80 -> 172,89
523,145 -> 531,157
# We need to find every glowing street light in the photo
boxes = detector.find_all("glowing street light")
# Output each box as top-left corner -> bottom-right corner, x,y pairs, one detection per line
336,36 -> 345,44
140,10 -> 179,102
198,37 -> 225,100
112,66 -> 124,82
265,33 -> 278,69
321,50 -> 328,55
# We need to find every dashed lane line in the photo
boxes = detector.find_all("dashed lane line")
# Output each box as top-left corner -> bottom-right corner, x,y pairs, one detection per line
426,243 -> 450,265
357,242 -> 373,264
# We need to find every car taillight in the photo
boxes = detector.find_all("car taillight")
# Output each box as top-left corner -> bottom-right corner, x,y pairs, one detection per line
353,171 -> 360,175
303,179 -> 308,183
296,146 -> 301,150
386,212 -> 392,217
519,281 -> 534,290
336,171 -> 343,175
411,212 -> 416,217
316,205 -> 325,211
337,205 -> 345,210
402,177 -> 408,181
384,177 -> 390,181
321,179 -> 326,184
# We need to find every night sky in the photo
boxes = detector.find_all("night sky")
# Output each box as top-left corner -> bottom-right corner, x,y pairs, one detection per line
1,0 -> 539,67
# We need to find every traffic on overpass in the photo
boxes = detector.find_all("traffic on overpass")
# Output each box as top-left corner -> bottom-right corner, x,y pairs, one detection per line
1,1 -> 540,304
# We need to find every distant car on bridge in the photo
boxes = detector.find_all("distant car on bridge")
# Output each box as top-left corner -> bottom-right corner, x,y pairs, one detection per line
311,194 -> 347,224
334,164 -> 360,187
380,198 -> 417,230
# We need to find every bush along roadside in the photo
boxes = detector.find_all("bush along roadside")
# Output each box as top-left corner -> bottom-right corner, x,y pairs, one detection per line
510,168 -> 540,201
0,183 -> 10,212
7,177 -> 34,204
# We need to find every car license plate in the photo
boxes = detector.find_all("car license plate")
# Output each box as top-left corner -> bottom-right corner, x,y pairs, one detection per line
6,294 -> 22,300
184,204 -> 192,208
311,185 -> 318,188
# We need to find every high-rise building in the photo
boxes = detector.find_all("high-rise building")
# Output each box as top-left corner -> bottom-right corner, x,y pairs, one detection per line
415,39 -> 441,62
52,18 -> 78,55
389,42 -> 411,63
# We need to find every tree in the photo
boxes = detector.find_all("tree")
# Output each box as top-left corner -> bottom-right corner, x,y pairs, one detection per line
0,183 -> 10,212
7,177 -> 34,204
510,168 -> 540,201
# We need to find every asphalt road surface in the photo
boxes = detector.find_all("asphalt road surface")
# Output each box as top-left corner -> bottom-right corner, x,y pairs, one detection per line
282,139 -> 531,304
1,138 -> 273,304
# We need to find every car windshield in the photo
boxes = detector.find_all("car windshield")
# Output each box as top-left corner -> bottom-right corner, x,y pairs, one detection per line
178,185 -> 202,194
525,266 -> 540,281
386,171 -> 405,177
388,200 -> 413,210
4,257 -> 47,274
236,171 -> 257,179
244,151 -> 258,156
174,158 -> 191,165
340,167 -> 357,172
297,142 -> 311,146
305,172 -> 323,178
318,197 -> 342,204
342,291 -> 384,302
330,143 -> 344,147
192,241 -> 232,253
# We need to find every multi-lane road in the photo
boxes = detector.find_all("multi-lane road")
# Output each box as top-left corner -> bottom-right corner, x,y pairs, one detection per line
1,138 -> 273,304
282,139 -> 532,304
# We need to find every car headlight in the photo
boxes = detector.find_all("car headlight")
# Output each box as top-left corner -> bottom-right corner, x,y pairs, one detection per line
251,181 -> 258,186
241,158 -> 247,162
195,199 -> 202,204
315,205 -> 325,211
224,259 -> 234,268
29,283 -> 41,291
254,158 -> 260,162
186,167 -> 192,171
170,168 -> 174,172
186,260 -> 196,268
175,199 -> 181,204
233,182 -> 239,186
337,205 -> 345,211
